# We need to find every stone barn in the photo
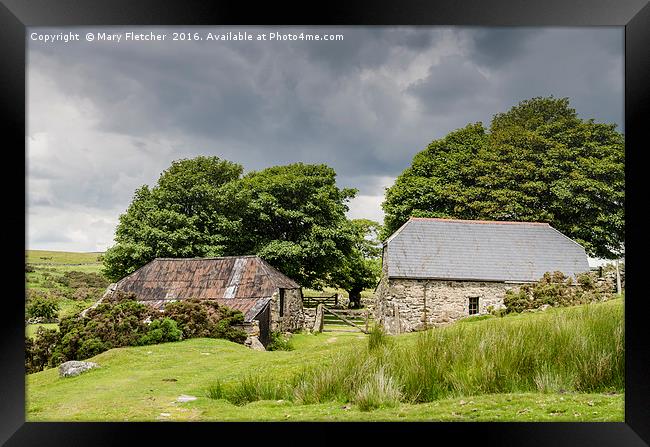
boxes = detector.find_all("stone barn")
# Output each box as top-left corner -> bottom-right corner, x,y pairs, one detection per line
374,218 -> 590,334
104,255 -> 304,346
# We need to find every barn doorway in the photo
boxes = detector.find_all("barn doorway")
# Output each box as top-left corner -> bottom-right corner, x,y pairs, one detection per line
256,303 -> 271,346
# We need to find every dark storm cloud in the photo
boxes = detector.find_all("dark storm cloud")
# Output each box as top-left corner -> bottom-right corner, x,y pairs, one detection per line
406,55 -> 494,116
27,26 -> 624,250
503,28 -> 624,130
467,27 -> 542,68
405,27 -> 624,131
301,27 -> 441,72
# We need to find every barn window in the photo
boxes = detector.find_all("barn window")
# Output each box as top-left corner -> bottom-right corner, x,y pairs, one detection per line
468,297 -> 479,315
279,289 -> 285,317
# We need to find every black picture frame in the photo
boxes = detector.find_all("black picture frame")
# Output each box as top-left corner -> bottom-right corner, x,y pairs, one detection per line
1,0 -> 647,445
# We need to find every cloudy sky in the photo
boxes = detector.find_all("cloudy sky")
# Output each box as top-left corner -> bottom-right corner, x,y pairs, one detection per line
27,26 -> 623,254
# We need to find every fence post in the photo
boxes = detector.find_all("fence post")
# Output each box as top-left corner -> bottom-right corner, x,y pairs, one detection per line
313,304 -> 324,333
335,294 -> 338,307
365,308 -> 369,333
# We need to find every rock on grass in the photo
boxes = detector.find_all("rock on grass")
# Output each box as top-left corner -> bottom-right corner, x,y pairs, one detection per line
59,361 -> 100,378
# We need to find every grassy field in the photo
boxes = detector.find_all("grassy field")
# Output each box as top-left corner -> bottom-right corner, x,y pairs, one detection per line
27,250 -> 104,265
26,300 -> 624,422
25,250 -> 106,326
26,323 -> 59,339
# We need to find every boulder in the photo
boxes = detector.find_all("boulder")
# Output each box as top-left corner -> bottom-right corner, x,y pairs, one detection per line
245,335 -> 266,351
58,360 -> 100,378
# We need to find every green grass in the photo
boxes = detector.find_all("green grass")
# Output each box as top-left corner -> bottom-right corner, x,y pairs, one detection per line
23,250 -> 623,421
27,299 -> 624,421
26,323 -> 59,339
26,250 -> 104,265
25,250 -> 107,320
208,298 -> 624,408
27,332 -> 366,421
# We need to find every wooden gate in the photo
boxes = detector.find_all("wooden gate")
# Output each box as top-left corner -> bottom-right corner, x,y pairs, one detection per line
321,306 -> 371,334
304,294 -> 339,308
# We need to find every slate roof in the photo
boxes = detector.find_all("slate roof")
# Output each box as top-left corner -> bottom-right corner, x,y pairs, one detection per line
384,218 -> 590,283
111,255 -> 300,321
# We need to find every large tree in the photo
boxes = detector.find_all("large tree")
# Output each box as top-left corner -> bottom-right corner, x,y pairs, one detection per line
102,156 -> 243,281
103,158 -> 358,289
382,97 -> 625,259
227,163 -> 358,289
330,219 -> 383,308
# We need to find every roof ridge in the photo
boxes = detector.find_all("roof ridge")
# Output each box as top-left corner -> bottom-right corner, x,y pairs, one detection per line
409,217 -> 550,226
154,255 -> 259,261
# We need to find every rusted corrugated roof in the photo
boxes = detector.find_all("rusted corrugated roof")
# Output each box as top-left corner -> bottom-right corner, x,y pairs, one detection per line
112,255 -> 299,321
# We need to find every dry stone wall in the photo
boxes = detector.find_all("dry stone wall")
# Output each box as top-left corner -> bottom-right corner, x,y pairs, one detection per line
303,307 -> 317,331
270,288 -> 305,332
375,278 -> 518,334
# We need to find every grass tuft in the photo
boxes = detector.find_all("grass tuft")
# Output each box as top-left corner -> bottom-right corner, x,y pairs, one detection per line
210,299 -> 624,408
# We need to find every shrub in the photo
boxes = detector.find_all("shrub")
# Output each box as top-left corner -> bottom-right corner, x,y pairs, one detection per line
78,337 -> 108,359
25,327 -> 61,373
487,305 -> 507,318
56,271 -> 109,289
26,289 -> 46,303
162,300 -> 211,338
72,287 -> 104,301
503,271 -> 613,314
266,331 -> 294,351
26,297 -> 59,321
163,299 -> 246,343
25,263 -> 35,273
138,318 -> 182,345
26,293 -> 248,374
50,297 -> 156,364
577,272 -> 595,289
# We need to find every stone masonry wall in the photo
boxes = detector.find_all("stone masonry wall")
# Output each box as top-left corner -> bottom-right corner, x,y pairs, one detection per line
270,288 -> 305,332
375,278 -> 518,334
303,307 -> 317,331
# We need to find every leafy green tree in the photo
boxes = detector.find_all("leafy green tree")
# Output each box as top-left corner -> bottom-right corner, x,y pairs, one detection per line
228,163 -> 358,289
26,297 -> 59,321
102,156 -> 244,281
331,219 -> 383,308
104,158 -> 357,290
382,97 -> 624,259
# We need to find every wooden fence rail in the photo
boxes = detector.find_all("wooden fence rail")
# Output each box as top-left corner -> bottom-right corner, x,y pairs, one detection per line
304,294 -> 338,308
321,306 -> 370,334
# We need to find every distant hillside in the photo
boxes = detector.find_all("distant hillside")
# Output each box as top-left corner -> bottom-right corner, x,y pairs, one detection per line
26,250 -> 104,265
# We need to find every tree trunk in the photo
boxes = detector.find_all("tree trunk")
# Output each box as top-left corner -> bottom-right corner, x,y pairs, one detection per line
348,289 -> 362,309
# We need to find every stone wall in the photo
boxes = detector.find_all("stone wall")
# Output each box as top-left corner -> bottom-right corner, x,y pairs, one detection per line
270,288 -> 305,332
235,319 -> 260,337
374,278 -> 517,334
303,307 -> 317,331
596,268 -> 625,292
